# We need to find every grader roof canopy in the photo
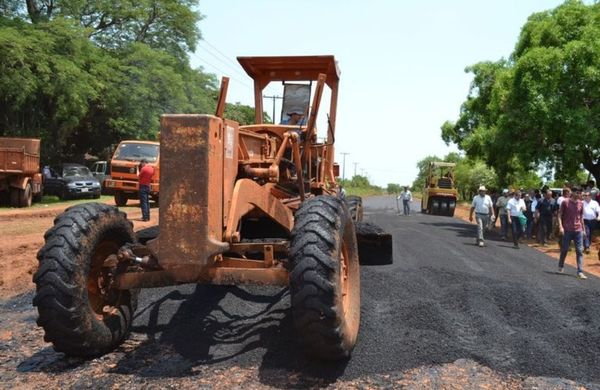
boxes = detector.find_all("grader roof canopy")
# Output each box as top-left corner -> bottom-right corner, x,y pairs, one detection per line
237,55 -> 340,87
430,162 -> 456,168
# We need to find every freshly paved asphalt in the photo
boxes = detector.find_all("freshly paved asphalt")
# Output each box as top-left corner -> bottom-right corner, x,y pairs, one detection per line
3,195 -> 600,388
127,195 -> 600,384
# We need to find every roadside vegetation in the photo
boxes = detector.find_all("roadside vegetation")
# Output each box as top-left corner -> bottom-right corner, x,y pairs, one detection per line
437,0 -> 600,189
0,1 -> 259,166
338,175 -> 385,197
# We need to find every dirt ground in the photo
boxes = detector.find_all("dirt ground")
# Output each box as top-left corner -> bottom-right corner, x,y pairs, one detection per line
0,199 -> 158,299
453,203 -> 600,278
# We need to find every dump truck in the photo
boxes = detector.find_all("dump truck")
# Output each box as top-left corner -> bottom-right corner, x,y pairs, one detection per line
33,55 -> 392,361
103,140 -> 160,206
0,137 -> 43,207
421,161 -> 458,216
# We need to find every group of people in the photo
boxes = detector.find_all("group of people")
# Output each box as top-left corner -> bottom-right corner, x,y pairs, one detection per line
470,181 -> 600,279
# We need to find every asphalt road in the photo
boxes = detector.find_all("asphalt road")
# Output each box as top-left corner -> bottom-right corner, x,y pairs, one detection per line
2,195 -> 600,388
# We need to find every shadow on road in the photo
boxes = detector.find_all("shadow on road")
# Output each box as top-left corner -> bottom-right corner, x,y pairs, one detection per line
108,284 -> 348,387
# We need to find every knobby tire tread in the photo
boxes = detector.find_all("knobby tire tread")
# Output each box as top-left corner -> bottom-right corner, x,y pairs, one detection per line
289,196 -> 360,360
33,202 -> 136,357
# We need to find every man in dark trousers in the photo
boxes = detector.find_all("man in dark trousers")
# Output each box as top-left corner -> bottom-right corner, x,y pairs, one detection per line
557,186 -> 586,279
535,189 -> 556,246
138,159 -> 154,221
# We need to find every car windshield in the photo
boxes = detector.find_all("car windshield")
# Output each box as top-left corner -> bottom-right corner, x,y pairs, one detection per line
113,143 -> 159,162
62,167 -> 91,177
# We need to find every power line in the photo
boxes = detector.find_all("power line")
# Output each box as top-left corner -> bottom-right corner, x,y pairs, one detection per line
200,39 -> 242,69
189,52 -> 254,91
196,41 -> 251,81
199,39 -> 281,97
341,152 -> 350,181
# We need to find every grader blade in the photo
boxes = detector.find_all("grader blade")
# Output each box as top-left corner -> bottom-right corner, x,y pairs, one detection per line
355,222 -> 393,265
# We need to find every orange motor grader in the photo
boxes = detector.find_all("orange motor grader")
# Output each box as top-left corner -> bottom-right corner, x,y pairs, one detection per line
33,55 -> 392,361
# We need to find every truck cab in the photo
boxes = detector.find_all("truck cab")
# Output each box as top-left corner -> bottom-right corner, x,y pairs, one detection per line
90,160 -> 112,194
104,140 -> 159,206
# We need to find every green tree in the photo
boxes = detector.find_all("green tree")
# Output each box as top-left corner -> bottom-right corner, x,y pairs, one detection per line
224,102 -> 271,126
3,0 -> 201,59
387,183 -> 401,194
412,155 -> 442,190
454,158 -> 498,200
443,0 -> 600,184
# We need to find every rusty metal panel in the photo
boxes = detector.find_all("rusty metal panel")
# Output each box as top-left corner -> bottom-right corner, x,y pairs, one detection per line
222,120 -> 239,228
0,138 -> 41,175
0,138 -> 40,155
158,114 -> 228,270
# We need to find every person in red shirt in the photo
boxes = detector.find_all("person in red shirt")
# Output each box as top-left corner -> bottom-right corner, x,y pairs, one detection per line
138,159 -> 154,221
557,186 -> 586,279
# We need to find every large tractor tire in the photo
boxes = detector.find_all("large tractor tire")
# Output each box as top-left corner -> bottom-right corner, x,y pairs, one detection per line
33,203 -> 137,357
289,196 -> 360,360
345,195 -> 363,223
114,191 -> 128,207
136,225 -> 159,244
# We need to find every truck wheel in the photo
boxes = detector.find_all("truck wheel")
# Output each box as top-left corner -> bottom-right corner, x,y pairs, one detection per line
19,182 -> 32,207
114,191 -> 128,207
33,185 -> 43,203
345,195 -> 363,223
9,188 -> 19,207
33,203 -> 137,357
289,196 -> 360,360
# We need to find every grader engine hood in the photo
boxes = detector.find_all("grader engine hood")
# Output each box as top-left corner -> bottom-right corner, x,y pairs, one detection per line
157,114 -> 234,270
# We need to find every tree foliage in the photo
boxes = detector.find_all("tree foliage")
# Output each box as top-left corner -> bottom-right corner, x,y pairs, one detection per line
0,2 -> 258,165
411,155 -> 442,191
2,0 -> 201,59
386,183 -> 401,194
413,153 -> 500,200
442,0 -> 600,184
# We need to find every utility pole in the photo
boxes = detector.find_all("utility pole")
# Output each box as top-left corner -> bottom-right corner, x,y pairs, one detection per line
341,152 -> 350,181
263,95 -> 282,124
353,162 -> 358,177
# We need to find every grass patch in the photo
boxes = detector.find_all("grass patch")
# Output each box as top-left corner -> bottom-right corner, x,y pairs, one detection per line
0,195 -> 112,213
345,187 -> 386,198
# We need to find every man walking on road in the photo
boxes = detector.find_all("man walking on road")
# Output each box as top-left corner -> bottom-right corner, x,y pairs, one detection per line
558,186 -> 587,279
496,189 -> 510,240
398,186 -> 412,216
535,189 -> 556,246
469,185 -> 495,247
582,190 -> 600,254
138,159 -> 154,222
507,190 -> 526,249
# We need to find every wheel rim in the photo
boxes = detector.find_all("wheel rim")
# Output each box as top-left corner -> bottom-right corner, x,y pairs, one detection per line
87,240 -> 119,320
340,241 -> 350,317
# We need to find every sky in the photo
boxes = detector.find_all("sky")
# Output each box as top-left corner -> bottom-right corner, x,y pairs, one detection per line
190,0 -> 566,187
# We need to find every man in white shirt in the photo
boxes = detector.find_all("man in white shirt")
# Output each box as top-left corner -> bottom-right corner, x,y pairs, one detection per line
582,190 -> 600,254
557,187 -> 571,207
496,189 -> 510,240
506,190 -> 527,249
469,185 -> 495,247
398,186 -> 413,216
